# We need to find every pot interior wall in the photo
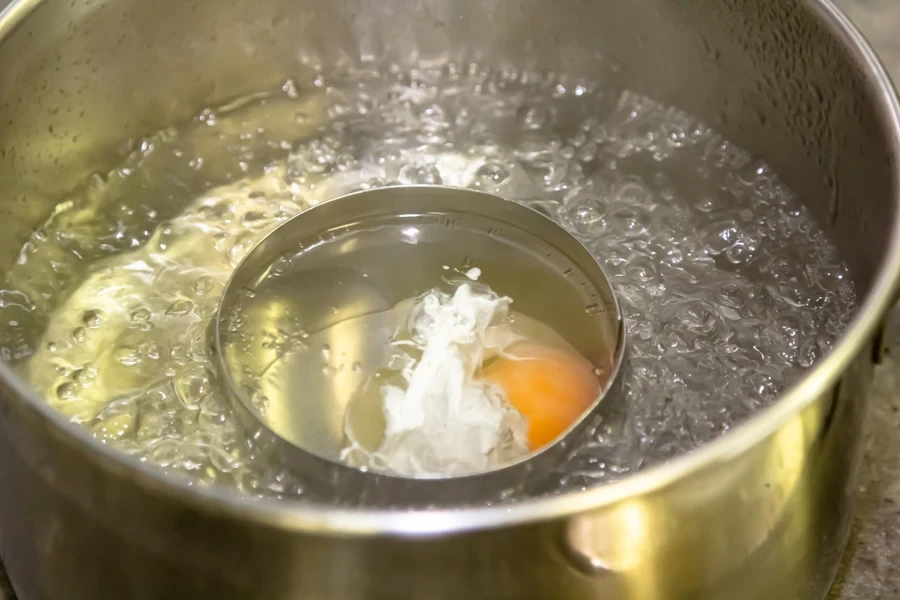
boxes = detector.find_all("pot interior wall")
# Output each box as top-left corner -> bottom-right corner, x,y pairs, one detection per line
0,0 -> 894,295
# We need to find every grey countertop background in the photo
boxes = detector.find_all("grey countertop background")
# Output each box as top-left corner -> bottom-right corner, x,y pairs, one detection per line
0,1 -> 899,599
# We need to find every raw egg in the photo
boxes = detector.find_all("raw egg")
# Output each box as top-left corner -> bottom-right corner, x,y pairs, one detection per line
481,342 -> 602,451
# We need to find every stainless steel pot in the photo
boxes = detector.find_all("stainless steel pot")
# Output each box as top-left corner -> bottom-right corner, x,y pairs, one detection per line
0,1 -> 898,599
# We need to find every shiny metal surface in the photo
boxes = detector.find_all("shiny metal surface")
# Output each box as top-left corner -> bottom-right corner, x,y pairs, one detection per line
214,186 -> 625,506
0,1 -> 898,600
828,5 -> 900,600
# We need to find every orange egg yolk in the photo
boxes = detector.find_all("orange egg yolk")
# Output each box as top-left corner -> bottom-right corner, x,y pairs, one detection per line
481,343 -> 601,451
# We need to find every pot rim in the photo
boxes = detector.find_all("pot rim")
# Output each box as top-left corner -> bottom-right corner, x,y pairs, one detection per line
1,0 -> 898,538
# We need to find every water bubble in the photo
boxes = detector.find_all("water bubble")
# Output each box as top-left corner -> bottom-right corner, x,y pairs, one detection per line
723,235 -> 761,265
624,257 -> 657,283
82,309 -> 104,329
93,411 -> 135,442
165,299 -> 194,317
797,338 -> 822,368
335,153 -> 358,172
699,219 -> 740,254
370,146 -> 402,167
199,406 -> 227,428
174,365 -> 212,410
209,447 -> 240,474
139,341 -> 162,360
73,365 -> 99,386
228,232 -> 257,266
577,142 -> 598,162
517,102 -> 553,130
56,382 -> 79,401
240,211 -> 268,228
605,204 -> 649,238
473,162 -> 510,188
114,346 -> 142,366
291,139 -> 336,175
567,196 -> 604,235
170,343 -> 190,366
250,392 -> 269,412
192,276 -> 215,296
672,301 -> 718,338
810,263 -> 845,292
130,308 -> 151,324
238,471 -> 263,493
282,78 -> 300,99
613,180 -> 653,206
399,162 -> 442,185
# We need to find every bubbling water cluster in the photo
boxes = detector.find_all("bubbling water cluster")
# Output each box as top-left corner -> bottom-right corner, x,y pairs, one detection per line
0,65 -> 857,505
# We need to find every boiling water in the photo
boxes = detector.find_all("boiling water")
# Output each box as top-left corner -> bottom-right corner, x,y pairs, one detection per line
0,66 -> 857,505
